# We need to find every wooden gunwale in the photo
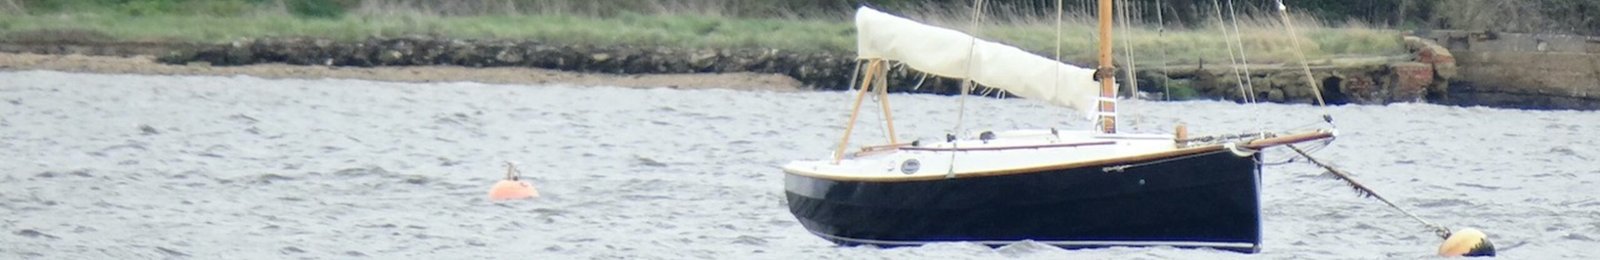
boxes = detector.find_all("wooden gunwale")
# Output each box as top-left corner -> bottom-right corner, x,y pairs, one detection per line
899,141 -> 1116,152
786,130 -> 1333,182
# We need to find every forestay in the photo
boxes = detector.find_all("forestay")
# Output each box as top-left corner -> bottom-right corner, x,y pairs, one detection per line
854,6 -> 1106,118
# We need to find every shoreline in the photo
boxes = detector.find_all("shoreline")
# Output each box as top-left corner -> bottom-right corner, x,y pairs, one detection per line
0,52 -> 804,92
0,36 -> 1431,106
4,33 -> 1597,111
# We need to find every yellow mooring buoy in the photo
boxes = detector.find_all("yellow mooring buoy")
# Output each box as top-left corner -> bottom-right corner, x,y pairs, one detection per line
488,162 -> 539,201
1439,228 -> 1495,257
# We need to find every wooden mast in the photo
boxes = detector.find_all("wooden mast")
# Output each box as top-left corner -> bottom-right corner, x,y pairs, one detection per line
1096,0 -> 1117,134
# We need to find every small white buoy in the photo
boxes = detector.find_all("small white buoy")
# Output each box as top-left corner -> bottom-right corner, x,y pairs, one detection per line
488,162 -> 538,201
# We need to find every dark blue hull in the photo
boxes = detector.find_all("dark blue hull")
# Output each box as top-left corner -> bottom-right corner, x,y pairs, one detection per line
785,151 -> 1264,253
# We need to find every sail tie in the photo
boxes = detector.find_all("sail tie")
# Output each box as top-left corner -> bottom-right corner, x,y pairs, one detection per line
910,72 -> 928,90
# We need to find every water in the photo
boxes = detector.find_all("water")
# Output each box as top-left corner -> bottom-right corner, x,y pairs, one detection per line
1,70 -> 1596,259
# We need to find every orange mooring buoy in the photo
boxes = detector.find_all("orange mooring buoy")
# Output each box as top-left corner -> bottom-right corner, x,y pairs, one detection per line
488,162 -> 539,201
1438,228 -> 1495,257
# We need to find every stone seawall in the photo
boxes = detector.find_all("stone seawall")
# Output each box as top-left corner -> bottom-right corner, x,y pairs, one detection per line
1137,36 -> 1454,106
1,35 -> 1474,108
1421,30 -> 1600,110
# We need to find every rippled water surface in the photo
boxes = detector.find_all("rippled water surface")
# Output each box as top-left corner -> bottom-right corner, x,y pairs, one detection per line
2,71 -> 1597,259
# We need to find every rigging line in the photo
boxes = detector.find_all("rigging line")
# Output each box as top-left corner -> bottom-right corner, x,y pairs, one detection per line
1042,0 -> 1059,130
1226,0 -> 1256,102
1275,0 -> 1333,124
955,0 -> 986,136
950,0 -> 988,178
1225,0 -> 1262,131
1117,0 -> 1138,101
1210,0 -> 1249,103
1156,0 -> 1170,101
1053,0 -> 1062,109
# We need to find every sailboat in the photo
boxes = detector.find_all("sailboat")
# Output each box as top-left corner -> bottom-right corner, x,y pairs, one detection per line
782,1 -> 1336,253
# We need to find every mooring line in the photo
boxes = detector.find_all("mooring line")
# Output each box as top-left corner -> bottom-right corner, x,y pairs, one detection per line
1286,144 -> 1451,239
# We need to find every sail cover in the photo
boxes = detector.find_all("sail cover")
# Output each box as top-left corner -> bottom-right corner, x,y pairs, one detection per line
855,7 -> 1104,118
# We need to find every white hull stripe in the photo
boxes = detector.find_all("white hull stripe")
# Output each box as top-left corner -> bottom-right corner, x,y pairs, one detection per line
810,230 -> 1256,249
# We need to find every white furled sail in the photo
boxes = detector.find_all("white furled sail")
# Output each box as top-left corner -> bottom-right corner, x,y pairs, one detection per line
855,6 -> 1105,118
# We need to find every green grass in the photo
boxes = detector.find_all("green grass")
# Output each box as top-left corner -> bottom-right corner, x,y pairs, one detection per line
0,8 -> 1404,65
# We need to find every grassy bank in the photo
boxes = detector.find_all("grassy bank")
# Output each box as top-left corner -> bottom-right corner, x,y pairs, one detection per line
0,0 -> 1404,65
0,13 -> 858,52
